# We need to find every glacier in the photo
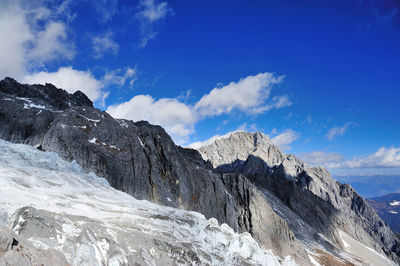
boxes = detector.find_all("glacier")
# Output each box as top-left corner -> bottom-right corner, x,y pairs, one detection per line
0,139 -> 295,266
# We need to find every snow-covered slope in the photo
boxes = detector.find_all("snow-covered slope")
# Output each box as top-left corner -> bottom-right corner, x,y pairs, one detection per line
0,139 -> 295,266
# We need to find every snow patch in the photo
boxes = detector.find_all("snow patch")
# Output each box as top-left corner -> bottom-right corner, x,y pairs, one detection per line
88,137 -> 120,151
138,137 -> 145,147
24,103 -> 46,110
117,120 -> 129,128
390,200 -> 400,206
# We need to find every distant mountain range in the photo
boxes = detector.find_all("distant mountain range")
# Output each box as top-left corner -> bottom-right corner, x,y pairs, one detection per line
335,175 -> 400,198
368,193 -> 400,234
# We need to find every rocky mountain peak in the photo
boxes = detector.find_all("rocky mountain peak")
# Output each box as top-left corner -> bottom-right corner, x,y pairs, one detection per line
0,77 -> 93,109
197,131 -> 282,169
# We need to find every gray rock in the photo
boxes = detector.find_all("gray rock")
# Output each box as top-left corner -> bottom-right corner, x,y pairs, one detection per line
197,131 -> 400,264
0,227 -> 13,253
0,78 -> 308,263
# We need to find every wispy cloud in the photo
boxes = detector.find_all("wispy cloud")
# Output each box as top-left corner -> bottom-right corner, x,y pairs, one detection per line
136,0 -> 173,47
336,146 -> 400,169
299,151 -> 345,166
326,122 -> 356,141
103,67 -> 137,87
91,0 -> 119,22
300,146 -> 400,169
271,129 -> 300,151
357,0 -> 398,36
92,32 -> 119,58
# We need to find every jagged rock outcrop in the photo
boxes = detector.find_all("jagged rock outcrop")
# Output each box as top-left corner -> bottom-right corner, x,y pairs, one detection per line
197,131 -> 400,264
0,77 -> 308,263
0,225 -> 70,266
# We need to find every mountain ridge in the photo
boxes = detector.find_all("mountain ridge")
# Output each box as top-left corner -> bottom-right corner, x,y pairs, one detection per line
0,77 -> 399,265
196,130 -> 400,264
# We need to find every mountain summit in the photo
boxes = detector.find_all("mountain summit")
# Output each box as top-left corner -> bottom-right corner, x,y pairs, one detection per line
197,131 -> 305,179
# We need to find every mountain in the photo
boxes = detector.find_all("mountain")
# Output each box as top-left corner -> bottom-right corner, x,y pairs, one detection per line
0,77 -> 399,265
334,175 -> 400,199
0,139 -> 296,265
368,193 -> 400,234
0,77 -> 308,264
197,131 -> 400,265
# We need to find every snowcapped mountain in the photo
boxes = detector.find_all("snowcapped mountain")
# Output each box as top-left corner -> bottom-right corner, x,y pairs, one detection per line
368,193 -> 400,234
0,77 -> 399,266
0,139 -> 296,265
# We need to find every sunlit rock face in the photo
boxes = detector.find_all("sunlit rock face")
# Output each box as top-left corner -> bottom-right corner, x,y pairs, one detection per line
197,131 -> 400,265
0,140 -> 296,266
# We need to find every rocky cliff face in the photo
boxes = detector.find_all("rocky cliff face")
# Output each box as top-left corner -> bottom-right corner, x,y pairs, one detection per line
197,131 -> 400,264
0,78 -> 309,263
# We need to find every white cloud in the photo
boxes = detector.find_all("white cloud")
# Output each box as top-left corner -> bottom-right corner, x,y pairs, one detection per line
91,0 -> 119,22
103,67 -> 137,87
22,66 -> 137,107
107,95 -> 195,144
107,72 -> 291,144
299,151 -> 345,167
300,147 -> 400,170
336,146 -> 400,169
271,129 -> 300,151
252,95 -> 292,113
23,67 -> 105,103
326,122 -> 356,140
136,0 -> 173,47
92,32 -> 119,58
194,73 -> 285,117
29,21 -> 74,66
0,1 -> 75,79
306,115 -> 312,124
0,2 -> 32,78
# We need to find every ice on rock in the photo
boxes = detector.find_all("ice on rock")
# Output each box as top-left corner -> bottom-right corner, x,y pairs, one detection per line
0,139 -> 294,265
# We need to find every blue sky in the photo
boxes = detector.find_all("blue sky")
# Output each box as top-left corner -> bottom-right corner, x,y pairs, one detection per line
0,0 -> 399,177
